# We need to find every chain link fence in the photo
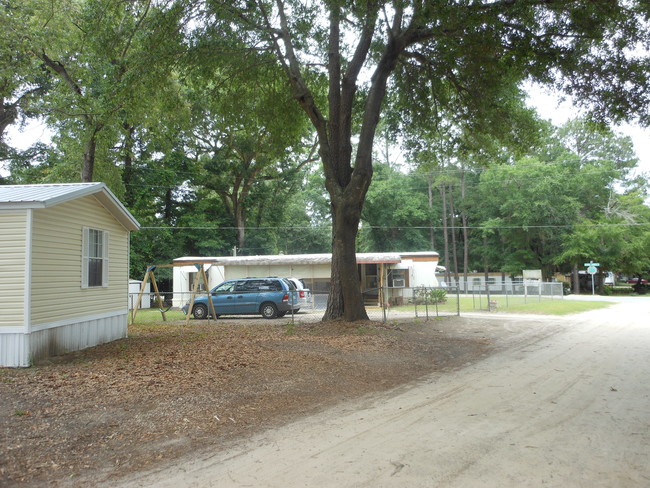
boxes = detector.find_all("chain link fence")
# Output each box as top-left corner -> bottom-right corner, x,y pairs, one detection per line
129,280 -> 564,324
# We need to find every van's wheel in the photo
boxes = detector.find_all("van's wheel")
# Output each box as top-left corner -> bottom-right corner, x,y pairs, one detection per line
260,302 -> 278,319
193,303 -> 208,319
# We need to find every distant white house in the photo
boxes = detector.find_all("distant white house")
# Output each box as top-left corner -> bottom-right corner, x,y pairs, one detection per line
172,252 -> 440,307
0,183 -> 139,367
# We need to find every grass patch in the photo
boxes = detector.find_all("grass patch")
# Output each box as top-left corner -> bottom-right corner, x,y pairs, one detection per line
131,298 -> 614,327
391,296 -> 612,316
130,308 -> 186,324
495,299 -> 612,315
284,321 -> 297,335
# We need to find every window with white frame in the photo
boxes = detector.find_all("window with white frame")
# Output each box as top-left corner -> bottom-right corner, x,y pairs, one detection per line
389,269 -> 407,287
82,227 -> 109,288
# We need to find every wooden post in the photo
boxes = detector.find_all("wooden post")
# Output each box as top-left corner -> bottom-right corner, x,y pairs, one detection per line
131,266 -> 168,324
184,264 -> 215,326
130,269 -> 151,324
149,269 -> 167,321
200,265 -> 217,320
185,268 -> 202,327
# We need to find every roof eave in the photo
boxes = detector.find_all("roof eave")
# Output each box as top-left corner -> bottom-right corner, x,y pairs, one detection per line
0,183 -> 140,231
92,187 -> 140,231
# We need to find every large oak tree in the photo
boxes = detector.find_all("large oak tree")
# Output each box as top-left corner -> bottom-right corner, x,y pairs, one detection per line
183,50 -> 315,250
16,0 -> 187,183
196,0 -> 649,321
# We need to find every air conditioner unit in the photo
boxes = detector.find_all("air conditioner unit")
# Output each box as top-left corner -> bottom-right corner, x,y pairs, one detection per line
393,279 -> 405,288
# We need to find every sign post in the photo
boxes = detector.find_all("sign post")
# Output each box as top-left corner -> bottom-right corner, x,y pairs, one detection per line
584,261 -> 600,295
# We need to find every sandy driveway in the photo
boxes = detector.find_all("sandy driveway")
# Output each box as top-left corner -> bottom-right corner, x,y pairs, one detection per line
113,299 -> 650,487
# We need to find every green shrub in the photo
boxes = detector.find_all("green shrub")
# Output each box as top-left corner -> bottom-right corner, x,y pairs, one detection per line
414,287 -> 447,304
429,288 -> 447,303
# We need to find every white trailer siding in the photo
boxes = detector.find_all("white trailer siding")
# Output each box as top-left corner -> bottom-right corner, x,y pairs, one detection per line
172,265 -> 225,308
222,263 -> 331,281
408,260 -> 439,287
0,211 -> 28,328
224,265 -> 251,280
206,265 -> 226,289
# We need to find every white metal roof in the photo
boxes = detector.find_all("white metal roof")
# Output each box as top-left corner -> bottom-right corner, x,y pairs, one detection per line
173,251 -> 439,267
0,183 -> 140,230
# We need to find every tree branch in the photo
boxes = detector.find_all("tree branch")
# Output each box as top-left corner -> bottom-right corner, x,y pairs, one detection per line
40,52 -> 84,98
272,0 -> 328,135
121,0 -> 152,60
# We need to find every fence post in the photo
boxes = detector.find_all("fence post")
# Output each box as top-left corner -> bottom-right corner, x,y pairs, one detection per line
414,287 -> 418,318
524,281 -> 528,304
434,287 -> 439,317
382,286 -> 387,323
425,287 -> 430,320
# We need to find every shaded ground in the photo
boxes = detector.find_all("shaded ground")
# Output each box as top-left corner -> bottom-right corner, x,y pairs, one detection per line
0,314 -> 559,487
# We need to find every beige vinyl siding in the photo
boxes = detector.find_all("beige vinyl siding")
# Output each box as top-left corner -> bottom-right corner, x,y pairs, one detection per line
30,196 -> 129,326
0,211 -> 27,327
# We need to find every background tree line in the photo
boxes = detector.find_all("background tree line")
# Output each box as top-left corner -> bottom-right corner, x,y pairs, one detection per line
2,0 -> 649,300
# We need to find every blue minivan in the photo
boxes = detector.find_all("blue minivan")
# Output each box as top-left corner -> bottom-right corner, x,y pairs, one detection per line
182,277 -> 299,319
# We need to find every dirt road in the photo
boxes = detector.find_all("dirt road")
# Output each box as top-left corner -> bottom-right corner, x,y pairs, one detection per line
111,300 -> 650,487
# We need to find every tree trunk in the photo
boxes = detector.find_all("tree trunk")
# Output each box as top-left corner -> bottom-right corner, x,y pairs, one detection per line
81,129 -> 98,182
323,194 -> 369,322
235,201 -> 246,251
440,184 -> 451,285
274,2 -> 402,321
460,170 -> 469,293
163,188 -> 174,221
427,173 -> 436,251
573,263 -> 581,294
122,123 -> 136,206
484,233 -> 491,307
448,184 -> 460,285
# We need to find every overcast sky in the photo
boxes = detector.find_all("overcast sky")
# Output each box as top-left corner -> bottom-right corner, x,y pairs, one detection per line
527,87 -> 649,176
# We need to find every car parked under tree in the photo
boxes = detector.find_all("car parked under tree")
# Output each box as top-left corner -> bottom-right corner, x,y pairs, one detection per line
182,277 -> 299,319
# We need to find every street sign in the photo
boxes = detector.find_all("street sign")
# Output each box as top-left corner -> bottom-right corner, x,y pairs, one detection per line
584,261 -> 600,296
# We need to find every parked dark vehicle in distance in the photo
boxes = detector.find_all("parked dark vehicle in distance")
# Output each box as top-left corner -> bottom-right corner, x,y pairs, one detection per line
182,277 -> 299,319
626,277 -> 648,284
